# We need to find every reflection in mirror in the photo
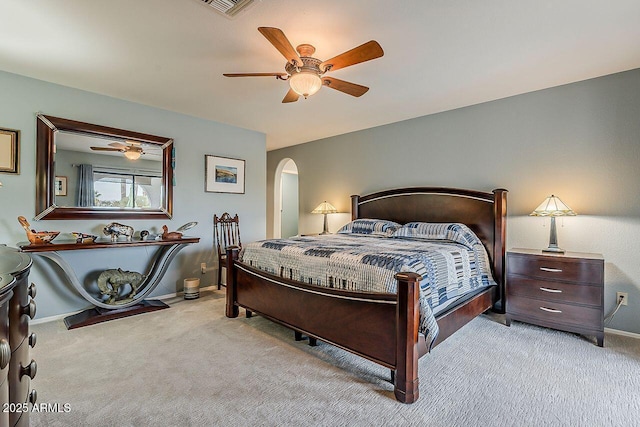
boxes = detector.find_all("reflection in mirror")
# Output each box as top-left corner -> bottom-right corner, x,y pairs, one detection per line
54,132 -> 163,209
36,114 -> 173,220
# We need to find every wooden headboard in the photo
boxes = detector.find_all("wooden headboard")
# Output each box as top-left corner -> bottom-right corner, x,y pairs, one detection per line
351,187 -> 507,311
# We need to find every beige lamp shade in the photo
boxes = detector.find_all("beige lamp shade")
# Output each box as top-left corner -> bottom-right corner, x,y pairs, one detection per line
289,71 -> 323,98
124,150 -> 142,160
311,201 -> 338,215
530,195 -> 576,217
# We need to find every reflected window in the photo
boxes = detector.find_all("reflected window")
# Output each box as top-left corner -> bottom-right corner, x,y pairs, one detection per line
93,170 -> 162,208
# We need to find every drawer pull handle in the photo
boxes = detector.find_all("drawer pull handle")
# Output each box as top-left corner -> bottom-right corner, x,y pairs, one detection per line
21,299 -> 37,319
540,306 -> 562,314
540,267 -> 563,273
540,287 -> 562,293
29,282 -> 37,298
21,359 -> 37,380
29,333 -> 37,348
0,339 -> 10,370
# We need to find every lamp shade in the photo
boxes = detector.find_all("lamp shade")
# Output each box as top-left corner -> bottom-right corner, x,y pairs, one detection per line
124,150 -> 142,160
289,72 -> 322,98
530,195 -> 576,217
311,201 -> 337,214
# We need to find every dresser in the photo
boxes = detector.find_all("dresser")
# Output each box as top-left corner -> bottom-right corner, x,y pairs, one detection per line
1,273 -> 16,427
506,248 -> 604,347
0,246 -> 37,426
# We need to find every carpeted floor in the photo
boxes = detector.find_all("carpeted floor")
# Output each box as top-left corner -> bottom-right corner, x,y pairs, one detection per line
29,290 -> 640,427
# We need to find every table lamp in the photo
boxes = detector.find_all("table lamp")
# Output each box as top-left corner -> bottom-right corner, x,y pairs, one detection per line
312,201 -> 337,235
530,194 -> 576,254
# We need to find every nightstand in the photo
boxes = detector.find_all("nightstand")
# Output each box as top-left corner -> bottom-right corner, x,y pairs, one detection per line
506,248 -> 604,347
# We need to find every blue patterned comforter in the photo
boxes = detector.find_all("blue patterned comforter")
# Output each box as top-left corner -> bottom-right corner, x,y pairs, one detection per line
239,230 -> 496,349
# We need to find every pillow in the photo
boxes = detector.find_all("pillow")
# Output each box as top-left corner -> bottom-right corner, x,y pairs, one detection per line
391,222 -> 482,249
337,219 -> 401,237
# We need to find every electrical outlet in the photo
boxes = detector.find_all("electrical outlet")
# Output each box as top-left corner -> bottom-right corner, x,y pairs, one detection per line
616,292 -> 628,306
201,263 -> 207,274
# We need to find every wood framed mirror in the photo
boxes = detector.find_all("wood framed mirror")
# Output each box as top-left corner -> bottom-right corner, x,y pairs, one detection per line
36,114 -> 173,220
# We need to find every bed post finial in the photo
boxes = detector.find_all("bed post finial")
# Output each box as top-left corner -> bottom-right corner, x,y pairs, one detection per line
225,247 -> 240,318
350,195 -> 359,220
394,271 -> 421,404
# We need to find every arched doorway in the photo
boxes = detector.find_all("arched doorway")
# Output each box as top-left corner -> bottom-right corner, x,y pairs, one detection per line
274,158 -> 299,238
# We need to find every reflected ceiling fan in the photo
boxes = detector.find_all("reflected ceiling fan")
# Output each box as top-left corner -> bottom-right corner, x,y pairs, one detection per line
224,27 -> 384,103
90,141 -> 145,160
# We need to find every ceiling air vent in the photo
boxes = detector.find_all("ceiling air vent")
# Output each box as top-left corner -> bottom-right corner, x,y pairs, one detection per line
199,0 -> 257,19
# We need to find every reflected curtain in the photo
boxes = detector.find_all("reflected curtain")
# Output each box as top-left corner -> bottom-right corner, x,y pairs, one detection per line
77,164 -> 95,207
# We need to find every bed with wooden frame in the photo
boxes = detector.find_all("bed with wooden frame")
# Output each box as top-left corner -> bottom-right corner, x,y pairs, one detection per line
225,187 -> 507,403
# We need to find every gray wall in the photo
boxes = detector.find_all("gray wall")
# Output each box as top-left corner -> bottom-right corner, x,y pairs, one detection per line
0,70 -> 266,319
267,68 -> 640,335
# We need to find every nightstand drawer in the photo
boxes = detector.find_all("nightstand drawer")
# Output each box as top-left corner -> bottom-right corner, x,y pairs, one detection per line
508,296 -> 602,329
508,254 -> 603,285
506,276 -> 602,307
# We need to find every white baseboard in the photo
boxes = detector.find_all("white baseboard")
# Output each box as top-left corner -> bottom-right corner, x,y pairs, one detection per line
31,310 -> 84,326
30,285 -> 221,326
605,327 -> 640,340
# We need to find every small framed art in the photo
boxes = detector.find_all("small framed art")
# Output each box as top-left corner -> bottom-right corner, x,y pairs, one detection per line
55,176 -> 68,196
0,127 -> 20,174
205,155 -> 245,194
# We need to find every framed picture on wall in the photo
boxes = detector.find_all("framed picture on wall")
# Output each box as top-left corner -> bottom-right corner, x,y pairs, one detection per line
0,127 -> 20,174
205,155 -> 245,194
55,176 -> 68,196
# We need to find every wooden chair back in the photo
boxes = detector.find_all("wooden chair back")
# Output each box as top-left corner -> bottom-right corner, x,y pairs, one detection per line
214,213 -> 241,256
214,213 -> 241,289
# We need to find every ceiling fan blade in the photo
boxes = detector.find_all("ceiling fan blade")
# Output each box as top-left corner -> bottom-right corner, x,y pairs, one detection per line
320,40 -> 384,72
223,73 -> 288,77
91,147 -> 122,152
108,142 -> 128,149
258,27 -> 304,67
282,88 -> 300,103
322,77 -> 369,97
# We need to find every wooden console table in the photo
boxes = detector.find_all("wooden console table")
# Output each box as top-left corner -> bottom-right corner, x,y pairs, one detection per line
19,237 -> 199,329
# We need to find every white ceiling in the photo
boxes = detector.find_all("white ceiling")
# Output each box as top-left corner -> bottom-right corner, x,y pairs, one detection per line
1,0 -> 639,151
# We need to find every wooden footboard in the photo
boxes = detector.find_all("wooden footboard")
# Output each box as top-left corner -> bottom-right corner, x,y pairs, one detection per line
226,248 -> 423,403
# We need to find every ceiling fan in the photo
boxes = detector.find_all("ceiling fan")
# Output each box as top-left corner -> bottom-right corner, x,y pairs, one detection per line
90,141 -> 145,160
224,27 -> 384,103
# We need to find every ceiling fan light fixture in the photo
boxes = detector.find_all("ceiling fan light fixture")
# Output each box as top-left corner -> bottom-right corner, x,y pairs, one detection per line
224,28 -> 383,103
289,71 -> 322,98
124,150 -> 142,160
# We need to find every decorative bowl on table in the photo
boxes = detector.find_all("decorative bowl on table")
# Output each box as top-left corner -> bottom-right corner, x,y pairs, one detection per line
18,216 -> 60,245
